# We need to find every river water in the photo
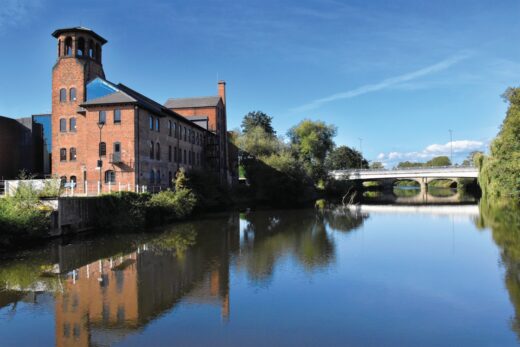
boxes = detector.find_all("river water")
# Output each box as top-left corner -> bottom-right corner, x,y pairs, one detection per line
1,190 -> 520,346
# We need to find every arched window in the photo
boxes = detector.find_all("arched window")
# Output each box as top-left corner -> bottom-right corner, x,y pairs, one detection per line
64,37 -> 72,56
69,147 -> 77,161
174,123 -> 178,138
99,142 -> 106,157
149,170 -> 155,185
99,110 -> 106,124
60,176 -> 67,187
77,37 -> 85,56
155,118 -> 160,132
69,118 -> 76,132
156,170 -> 161,184
70,88 -> 77,101
156,143 -> 161,160
60,148 -> 67,161
70,176 -> 77,187
59,88 -> 67,102
88,39 -> 94,58
174,146 -> 178,162
114,109 -> 121,124
149,116 -> 153,130
150,141 -> 154,159
168,120 -> 172,136
105,170 -> 116,184
95,43 -> 101,61
60,118 -> 67,132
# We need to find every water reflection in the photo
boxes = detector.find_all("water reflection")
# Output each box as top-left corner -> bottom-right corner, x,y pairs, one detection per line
0,208 -> 366,346
362,187 -> 477,205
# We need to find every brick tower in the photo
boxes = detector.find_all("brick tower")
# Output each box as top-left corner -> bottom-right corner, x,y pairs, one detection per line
51,27 -> 107,182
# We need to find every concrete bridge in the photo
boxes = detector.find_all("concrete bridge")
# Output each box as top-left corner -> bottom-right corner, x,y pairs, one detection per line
330,166 -> 479,190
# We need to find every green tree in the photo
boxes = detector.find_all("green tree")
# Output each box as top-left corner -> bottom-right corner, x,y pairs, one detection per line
479,87 -> 520,201
325,146 -> 368,170
236,126 -> 282,158
462,151 -> 483,166
426,156 -> 451,167
288,119 -> 337,180
370,161 -> 384,169
396,161 -> 424,169
241,111 -> 275,135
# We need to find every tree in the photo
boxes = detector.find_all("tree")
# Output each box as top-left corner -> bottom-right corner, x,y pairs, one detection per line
397,161 -> 424,169
426,156 -> 451,167
287,120 -> 337,181
241,111 -> 275,135
235,126 -> 282,158
325,146 -> 368,170
370,161 -> 384,169
462,151 -> 483,166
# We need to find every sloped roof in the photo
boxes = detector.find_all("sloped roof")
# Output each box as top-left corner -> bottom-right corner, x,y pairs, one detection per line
81,91 -> 136,106
52,27 -> 107,44
164,96 -> 221,109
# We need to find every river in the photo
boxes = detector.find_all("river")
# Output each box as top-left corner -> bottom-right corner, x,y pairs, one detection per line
1,190 -> 519,346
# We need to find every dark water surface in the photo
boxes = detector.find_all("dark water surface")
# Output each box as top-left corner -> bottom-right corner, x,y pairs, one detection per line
1,197 -> 520,346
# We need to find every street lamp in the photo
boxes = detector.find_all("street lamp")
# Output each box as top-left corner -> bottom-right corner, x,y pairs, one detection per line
98,120 -> 105,189
449,129 -> 453,166
358,138 -> 363,169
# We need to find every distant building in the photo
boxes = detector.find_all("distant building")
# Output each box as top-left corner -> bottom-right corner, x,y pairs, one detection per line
0,114 -> 51,179
50,27 -> 236,192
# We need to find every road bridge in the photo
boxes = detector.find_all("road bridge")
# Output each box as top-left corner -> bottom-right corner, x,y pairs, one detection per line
330,166 -> 478,191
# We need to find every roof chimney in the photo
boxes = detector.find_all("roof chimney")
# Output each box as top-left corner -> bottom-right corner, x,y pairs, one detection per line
218,80 -> 226,105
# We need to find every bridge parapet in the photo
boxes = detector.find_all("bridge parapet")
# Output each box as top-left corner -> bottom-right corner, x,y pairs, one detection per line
330,166 -> 478,180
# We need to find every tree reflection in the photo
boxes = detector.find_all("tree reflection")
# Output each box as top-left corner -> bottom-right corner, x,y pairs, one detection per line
239,208 -> 366,284
477,199 -> 520,337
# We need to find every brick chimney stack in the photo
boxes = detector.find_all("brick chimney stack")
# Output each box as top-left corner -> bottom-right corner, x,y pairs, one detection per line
218,81 -> 226,105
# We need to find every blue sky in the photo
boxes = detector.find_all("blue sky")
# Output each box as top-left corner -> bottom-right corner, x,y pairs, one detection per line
0,0 -> 519,166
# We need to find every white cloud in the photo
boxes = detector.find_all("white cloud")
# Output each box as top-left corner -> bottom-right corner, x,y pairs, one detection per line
0,0 -> 40,31
376,140 -> 487,167
290,52 -> 471,113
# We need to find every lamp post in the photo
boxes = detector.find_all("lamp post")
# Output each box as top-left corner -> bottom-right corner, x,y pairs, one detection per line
449,129 -> 453,166
358,138 -> 363,169
98,120 -> 105,190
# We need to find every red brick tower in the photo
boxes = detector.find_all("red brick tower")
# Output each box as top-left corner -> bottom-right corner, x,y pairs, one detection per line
51,27 -> 107,182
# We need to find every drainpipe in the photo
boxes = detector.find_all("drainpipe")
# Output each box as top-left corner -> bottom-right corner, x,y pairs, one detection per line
135,106 -> 140,187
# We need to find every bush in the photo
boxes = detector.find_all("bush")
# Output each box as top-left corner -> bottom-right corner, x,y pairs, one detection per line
93,192 -> 149,232
147,189 -> 197,224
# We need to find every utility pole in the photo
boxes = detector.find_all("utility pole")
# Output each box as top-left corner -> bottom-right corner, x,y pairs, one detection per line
449,129 -> 453,166
358,138 -> 363,169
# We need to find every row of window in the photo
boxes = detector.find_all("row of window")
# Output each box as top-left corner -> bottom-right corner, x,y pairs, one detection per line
60,118 -> 76,132
149,116 -> 204,146
60,148 -> 77,161
59,88 -> 77,103
149,141 -> 202,166
61,36 -> 101,61
99,109 -> 121,124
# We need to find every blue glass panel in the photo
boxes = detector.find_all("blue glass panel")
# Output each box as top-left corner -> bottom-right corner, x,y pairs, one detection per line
86,78 -> 119,101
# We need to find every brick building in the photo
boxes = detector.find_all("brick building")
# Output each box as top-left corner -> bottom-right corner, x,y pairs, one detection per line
51,27 -> 236,193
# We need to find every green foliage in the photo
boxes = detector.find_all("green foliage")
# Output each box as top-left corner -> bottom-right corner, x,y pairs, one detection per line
241,111 -> 275,135
426,156 -> 451,167
147,189 -> 197,223
396,161 -> 424,169
94,192 -> 150,231
184,169 -> 230,210
288,119 -> 337,181
479,87 -> 520,201
236,126 -> 282,158
175,168 -> 189,190
326,145 -> 368,170
38,178 -> 62,198
370,161 -> 384,169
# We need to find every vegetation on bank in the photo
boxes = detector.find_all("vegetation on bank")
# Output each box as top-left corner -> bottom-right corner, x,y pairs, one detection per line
478,87 -> 520,202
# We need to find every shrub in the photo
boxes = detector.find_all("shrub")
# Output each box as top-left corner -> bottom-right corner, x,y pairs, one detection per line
147,189 -> 197,224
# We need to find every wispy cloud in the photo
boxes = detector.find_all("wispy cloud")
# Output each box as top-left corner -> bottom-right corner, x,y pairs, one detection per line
376,140 -> 487,167
291,52 -> 472,112
0,0 -> 40,32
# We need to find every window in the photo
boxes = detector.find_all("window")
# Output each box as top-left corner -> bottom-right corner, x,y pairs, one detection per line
69,147 -> 77,161
169,171 -> 172,187
70,88 -> 77,101
114,142 -> 121,153
60,176 -> 67,187
184,127 -> 187,141
174,146 -> 177,162
149,170 -> 155,185
155,118 -> 160,132
150,141 -> 154,159
70,176 -> 77,187
99,142 -> 106,157
114,109 -> 121,124
168,145 -> 172,162
95,43 -> 101,61
174,123 -> 179,138
77,38 -> 85,56
59,88 -> 67,102
64,37 -> 72,56
60,118 -> 67,132
156,143 -> 161,160
60,148 -> 67,161
69,118 -> 76,132
149,116 -> 153,130
184,149 -> 187,164
88,39 -> 94,58
168,120 -> 172,136
105,170 -> 116,184
156,170 -> 161,184
98,110 -> 106,124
